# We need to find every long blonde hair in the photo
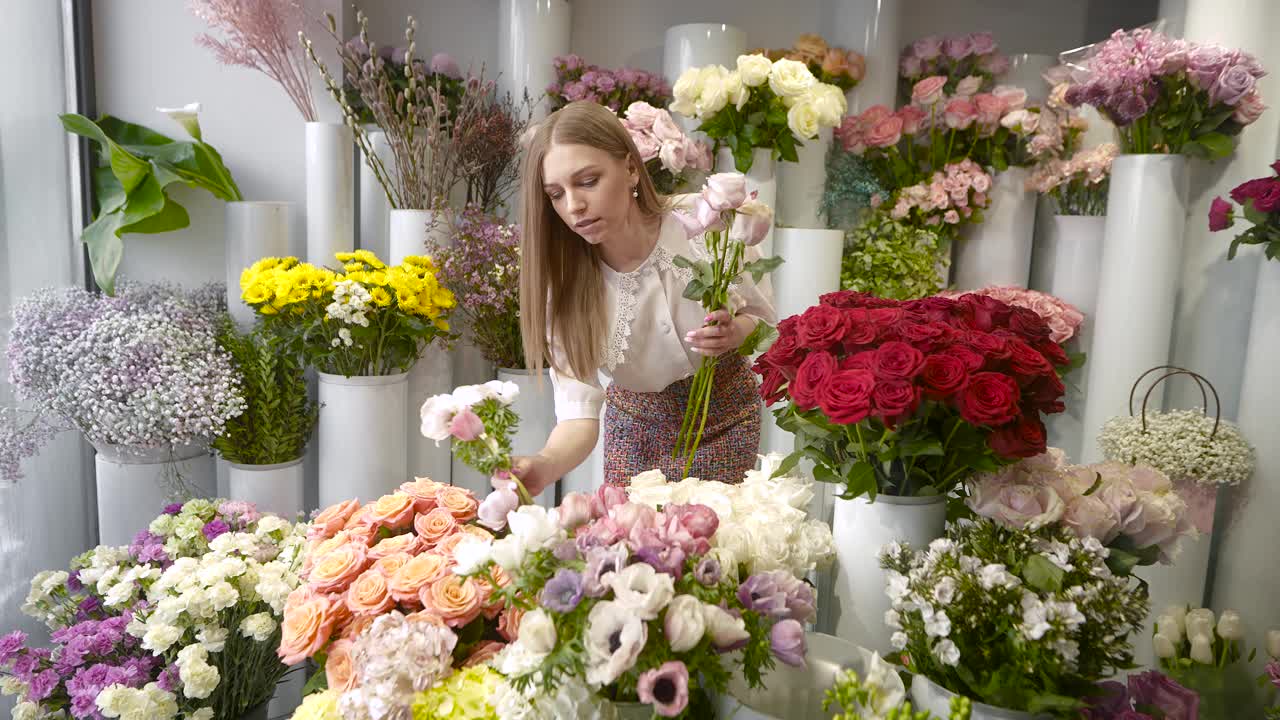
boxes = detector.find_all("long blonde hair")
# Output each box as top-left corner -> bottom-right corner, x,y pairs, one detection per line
519,101 -> 665,381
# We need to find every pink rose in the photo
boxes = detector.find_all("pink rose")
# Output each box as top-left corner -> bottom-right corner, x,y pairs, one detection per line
968,32 -> 997,56
449,407 -> 484,442
866,116 -> 904,148
624,101 -> 661,131
968,480 -> 1066,530
912,36 -> 943,61
651,110 -> 684,143
896,105 -> 927,134
859,104 -> 894,129
1232,90 -> 1266,125
659,141 -> 687,173
943,98 -> 978,129
955,75 -> 983,97
900,55 -> 924,78
684,139 -> 713,171
703,173 -> 748,211
632,132 -> 660,161
942,35 -> 972,60
1062,494 -> 1121,543
974,93 -> 1005,125
911,76 -> 948,106
992,85 -> 1027,112
730,200 -> 773,246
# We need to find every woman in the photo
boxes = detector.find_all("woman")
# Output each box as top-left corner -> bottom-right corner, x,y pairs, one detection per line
513,100 -> 776,497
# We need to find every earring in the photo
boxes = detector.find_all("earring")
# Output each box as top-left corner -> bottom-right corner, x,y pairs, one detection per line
632,187 -> 639,198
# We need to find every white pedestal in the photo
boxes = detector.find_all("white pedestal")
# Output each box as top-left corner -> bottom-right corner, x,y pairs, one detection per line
499,0 -> 572,118
316,372 -> 408,508
499,368 -> 557,509
95,445 -> 216,546
358,127 -> 392,261
776,129 -> 832,229
226,458 -> 306,520
304,121 -> 354,268
821,0 -> 901,111
952,167 -> 1036,290
225,201 -> 292,332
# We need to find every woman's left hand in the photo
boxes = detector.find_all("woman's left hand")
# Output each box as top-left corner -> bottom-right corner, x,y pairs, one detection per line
686,309 -> 752,356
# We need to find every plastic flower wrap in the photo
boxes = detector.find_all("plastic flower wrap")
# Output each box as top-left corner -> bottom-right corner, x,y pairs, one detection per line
1208,159 -> 1280,261
880,521 -> 1148,716
240,251 -> 454,376
824,654 -> 972,720
750,34 -> 866,92
1078,671 -> 1200,720
671,53 -> 846,172
898,32 -> 1010,98
621,101 -> 712,194
547,54 -> 671,114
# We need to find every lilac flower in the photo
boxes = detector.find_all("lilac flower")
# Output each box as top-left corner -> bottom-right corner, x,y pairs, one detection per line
541,568 -> 585,613
769,619 -> 806,667
582,544 -> 629,598
635,544 -> 687,579
693,556 -> 721,586
0,630 -> 27,664
202,518 -> 231,541
738,573 -> 790,618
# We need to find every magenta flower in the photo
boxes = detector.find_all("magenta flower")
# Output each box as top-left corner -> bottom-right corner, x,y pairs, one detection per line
201,519 -> 230,541
637,660 -> 690,717
430,52 -> 460,79
1208,196 -> 1234,231
1127,670 -> 1199,720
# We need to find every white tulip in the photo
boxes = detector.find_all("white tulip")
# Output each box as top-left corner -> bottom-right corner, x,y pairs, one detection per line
1268,629 -> 1280,660
1189,632 -> 1214,664
1156,614 -> 1184,641
1152,632 -> 1177,659
1217,610 -> 1244,641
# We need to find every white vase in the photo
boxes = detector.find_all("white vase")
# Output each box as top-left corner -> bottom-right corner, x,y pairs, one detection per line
1002,54 -> 1057,103
225,201 -> 293,331
305,121 -> 354,267
952,167 -> 1036,290
1134,524 -> 1215,669
762,227 -> 844,456
716,147 -> 777,257
829,494 -> 946,655
821,0 -> 901,110
358,127 -> 392,260
717,632 -> 864,720
226,458 -> 305,520
390,209 -> 455,487
1079,154 -> 1188,463
94,444 -> 216,546
662,23 -> 746,86
498,0 -> 571,118
316,372 -> 408,508
776,128 -> 832,229
911,675 -> 1050,720
1029,214 -> 1105,460
498,368 -> 557,508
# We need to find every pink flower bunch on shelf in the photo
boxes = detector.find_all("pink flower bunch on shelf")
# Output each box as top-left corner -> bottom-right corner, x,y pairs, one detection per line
889,159 -> 993,229
547,54 -> 671,114
899,31 -> 1011,97
622,101 -> 712,194
1026,143 -> 1119,216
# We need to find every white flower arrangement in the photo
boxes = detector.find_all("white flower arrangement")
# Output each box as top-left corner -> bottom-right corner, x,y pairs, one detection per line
625,453 -> 836,578
1099,408 -> 1255,487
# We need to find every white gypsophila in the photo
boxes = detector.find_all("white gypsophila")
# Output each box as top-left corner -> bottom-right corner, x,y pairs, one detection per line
1099,409 -> 1255,486
326,279 -> 372,327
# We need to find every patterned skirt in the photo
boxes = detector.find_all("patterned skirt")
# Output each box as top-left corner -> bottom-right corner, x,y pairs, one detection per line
603,354 -> 761,486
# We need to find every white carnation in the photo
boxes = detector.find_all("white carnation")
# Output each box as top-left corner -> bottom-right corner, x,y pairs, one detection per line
238,612 -> 277,642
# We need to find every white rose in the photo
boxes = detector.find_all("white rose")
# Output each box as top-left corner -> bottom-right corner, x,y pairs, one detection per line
768,58 -> 817,98
694,65 -> 730,117
670,67 -> 704,116
737,54 -> 773,87
142,623 -> 183,654
723,70 -> 749,111
786,100 -> 822,139
805,83 -> 847,127
238,612 -> 277,642
664,595 -> 707,652
608,563 -> 675,621
518,608 -> 558,655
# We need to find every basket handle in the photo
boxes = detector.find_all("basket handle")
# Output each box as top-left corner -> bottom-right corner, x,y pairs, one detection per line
1127,365 -> 1221,440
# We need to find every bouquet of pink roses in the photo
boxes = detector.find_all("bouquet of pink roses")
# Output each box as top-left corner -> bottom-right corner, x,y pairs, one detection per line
1026,143 -> 1118,216
621,101 -> 713,194
1208,159 -> 1280,260
898,32 -> 1011,98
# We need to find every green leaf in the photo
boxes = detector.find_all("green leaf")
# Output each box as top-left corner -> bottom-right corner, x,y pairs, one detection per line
80,212 -> 128,295
682,279 -> 708,302
1081,471 -> 1103,497
897,437 -> 944,458
743,255 -> 784,283
1228,236 -> 1243,261
671,254 -> 696,270
300,659 -> 330,696
769,451 -> 803,480
1027,693 -> 1082,714
1190,131 -> 1235,158
1243,199 -> 1269,227
123,194 -> 190,235
733,142 -> 754,173
1022,554 -> 1065,593
837,461 -> 877,499
60,113 -> 151,193
737,319 -> 777,356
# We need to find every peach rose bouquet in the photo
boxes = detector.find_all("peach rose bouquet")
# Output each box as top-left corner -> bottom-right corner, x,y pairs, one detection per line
280,480 -> 518,715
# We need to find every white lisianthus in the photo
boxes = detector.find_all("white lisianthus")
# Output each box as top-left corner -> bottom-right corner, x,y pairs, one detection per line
239,612 -> 277,642
768,58 -> 817,98
736,54 -> 773,87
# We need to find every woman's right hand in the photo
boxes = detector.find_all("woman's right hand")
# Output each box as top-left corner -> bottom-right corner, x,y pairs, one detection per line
510,453 -> 557,499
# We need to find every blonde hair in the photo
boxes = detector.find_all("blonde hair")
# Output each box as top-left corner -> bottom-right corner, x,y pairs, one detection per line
519,101 -> 666,381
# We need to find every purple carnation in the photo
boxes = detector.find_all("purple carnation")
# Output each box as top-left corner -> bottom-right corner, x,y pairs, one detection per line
0,630 -> 27,664
1127,671 -> 1199,720
28,669 -> 59,701
163,502 -> 184,515
540,568 -> 585,613
201,519 -> 230,541
67,570 -> 83,592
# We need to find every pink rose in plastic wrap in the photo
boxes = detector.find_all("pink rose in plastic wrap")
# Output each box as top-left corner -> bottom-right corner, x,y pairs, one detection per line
623,101 -> 661,131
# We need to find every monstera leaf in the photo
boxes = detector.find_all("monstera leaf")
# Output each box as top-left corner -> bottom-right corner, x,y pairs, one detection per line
60,108 -> 242,294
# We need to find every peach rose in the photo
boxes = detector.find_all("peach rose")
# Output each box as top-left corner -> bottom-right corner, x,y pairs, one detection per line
435,487 -> 479,522
461,525 -> 494,543
472,577 -> 504,620
400,478 -> 445,513
462,641 -> 506,668
389,552 -> 450,605
278,593 -> 339,665
303,531 -> 356,576
490,565 -> 513,589
414,508 -> 459,548
821,48 -> 850,77
373,552 -> 413,578
284,586 -> 317,615
846,50 -> 867,83
793,33 -> 828,64
344,505 -> 376,530
324,639 -> 358,692
434,532 -> 471,558
369,492 -> 417,530
345,569 -> 396,616
308,544 -> 370,595
309,499 -> 360,541
340,614 -> 375,641
368,533 -> 422,560
423,576 -> 483,628
498,605 -> 525,642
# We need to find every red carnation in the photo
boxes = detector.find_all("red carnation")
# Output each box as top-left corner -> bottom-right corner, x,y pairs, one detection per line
957,372 -> 1021,426
789,351 -> 838,409
1007,338 -> 1055,378
920,354 -> 969,398
871,341 -> 926,381
797,305 -> 851,351
817,369 -> 876,424
989,416 -> 1048,458
873,381 -> 921,427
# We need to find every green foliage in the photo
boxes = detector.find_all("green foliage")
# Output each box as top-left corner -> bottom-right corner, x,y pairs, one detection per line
59,113 -> 242,294
840,210 -> 949,301
213,321 -> 317,465
824,668 -> 973,720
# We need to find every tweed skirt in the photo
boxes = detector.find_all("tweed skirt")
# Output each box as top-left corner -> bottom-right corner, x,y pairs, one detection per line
603,354 -> 761,486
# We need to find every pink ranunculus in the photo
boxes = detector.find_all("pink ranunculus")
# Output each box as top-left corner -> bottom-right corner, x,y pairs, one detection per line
651,110 -> 685,143
448,407 -> 484,441
1232,90 -> 1267,125
992,85 -> 1028,112
703,173 -> 748,211
912,36 -> 943,61
665,503 -> 719,539
896,105 -> 927,134
632,132 -> 661,161
955,75 -> 983,97
858,104 -> 894,129
911,76 -> 948,106
943,98 -> 978,129
866,116 -> 904,148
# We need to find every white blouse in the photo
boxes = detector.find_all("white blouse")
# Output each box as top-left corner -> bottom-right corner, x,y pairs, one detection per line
549,210 -> 778,422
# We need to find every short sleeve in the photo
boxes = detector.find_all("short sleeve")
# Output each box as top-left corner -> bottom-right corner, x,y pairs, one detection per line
548,332 -> 605,422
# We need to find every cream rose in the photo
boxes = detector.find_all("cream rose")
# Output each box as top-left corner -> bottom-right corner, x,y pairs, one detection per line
787,100 -> 822,140
769,58 -> 817,99
670,67 -> 704,116
722,70 -> 749,111
368,492 -> 417,530
737,54 -> 772,87
804,83 -> 847,128
278,593 -> 339,665
694,65 -> 731,117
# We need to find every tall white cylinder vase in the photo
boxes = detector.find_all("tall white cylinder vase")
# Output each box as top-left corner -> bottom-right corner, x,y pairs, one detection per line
821,0 -> 901,111
1210,259 -> 1280,672
1028,214 -> 1105,460
389,209 -> 454,487
761,228 -> 844,457
305,121 -> 354,267
499,368 -> 557,508
1079,155 -> 1188,463
827,494 -> 947,655
952,167 -> 1037,290
664,23 -> 747,136
225,201 -> 293,331
776,128 -> 833,229
716,147 -> 777,257
499,0 -> 572,118
358,128 -> 392,261
95,444 -> 216,546
316,372 -> 408,508
226,458 -> 305,520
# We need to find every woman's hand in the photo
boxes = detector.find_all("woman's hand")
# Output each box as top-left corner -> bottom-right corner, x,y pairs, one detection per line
686,309 -> 754,356
510,453 -> 558,498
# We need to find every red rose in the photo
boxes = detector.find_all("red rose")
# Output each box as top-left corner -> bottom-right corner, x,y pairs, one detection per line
958,294 -> 1011,332
759,367 -> 787,405
873,381 -> 921,427
871,341 -> 926,380
762,332 -> 805,371
789,351 -> 838,409
817,369 -> 876,424
1024,373 -> 1066,414
842,309 -> 879,347
1007,338 -> 1054,378
899,321 -> 955,351
920,354 -> 969,398
910,296 -> 957,323
1036,340 -> 1069,368
988,416 -> 1048,458
966,331 -> 1011,361
942,345 -> 986,372
797,305 -> 851,351
868,307 -> 906,333
840,351 -> 876,371
956,372 -> 1021,426
821,290 -> 902,309
1009,307 -> 1051,341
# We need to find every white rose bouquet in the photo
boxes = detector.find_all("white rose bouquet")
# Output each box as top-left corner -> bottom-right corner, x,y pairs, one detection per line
670,53 -> 846,172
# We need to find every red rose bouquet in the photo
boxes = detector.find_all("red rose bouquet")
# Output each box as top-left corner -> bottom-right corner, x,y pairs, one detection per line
753,291 -> 1069,499
1208,159 -> 1280,261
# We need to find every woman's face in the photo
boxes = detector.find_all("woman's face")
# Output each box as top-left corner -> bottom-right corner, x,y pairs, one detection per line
541,142 -> 638,244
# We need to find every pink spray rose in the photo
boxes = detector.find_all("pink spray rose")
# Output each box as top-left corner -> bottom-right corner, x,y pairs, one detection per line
943,98 -> 978,129
911,76 -> 948,106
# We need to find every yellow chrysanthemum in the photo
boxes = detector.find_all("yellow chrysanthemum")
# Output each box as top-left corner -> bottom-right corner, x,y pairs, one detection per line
334,251 -> 357,263
353,249 -> 386,268
242,283 -> 272,305
343,262 -> 365,273
433,318 -> 450,332
431,287 -> 456,309
397,292 -> 419,312
366,270 -> 389,287
369,287 -> 392,307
